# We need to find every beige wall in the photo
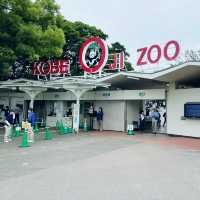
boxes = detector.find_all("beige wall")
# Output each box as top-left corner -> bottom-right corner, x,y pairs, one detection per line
0,89 -> 165,102
93,101 -> 125,131
82,89 -> 165,101
167,83 -> 200,137
126,101 -> 140,130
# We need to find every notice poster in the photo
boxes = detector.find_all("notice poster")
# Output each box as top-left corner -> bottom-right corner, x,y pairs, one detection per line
65,117 -> 72,128
72,103 -> 80,132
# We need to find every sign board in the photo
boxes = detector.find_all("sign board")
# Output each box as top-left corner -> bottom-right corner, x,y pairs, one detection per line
136,40 -> 180,66
184,103 -> 200,118
79,37 -> 125,75
22,121 -> 31,129
11,37 -> 180,80
33,60 -> 70,76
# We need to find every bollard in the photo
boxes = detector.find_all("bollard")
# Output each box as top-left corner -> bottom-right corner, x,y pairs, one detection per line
63,126 -> 68,134
3,120 -> 12,143
10,126 -> 15,138
4,126 -> 11,143
56,120 -> 60,130
59,122 -> 65,135
127,124 -> 134,135
28,127 -> 34,143
44,127 -> 52,140
83,119 -> 88,132
19,129 -> 30,147
15,124 -> 21,137
34,123 -> 40,135
68,127 -> 73,133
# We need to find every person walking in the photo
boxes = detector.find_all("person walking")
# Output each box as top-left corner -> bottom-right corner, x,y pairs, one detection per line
96,107 -> 103,131
150,109 -> 159,134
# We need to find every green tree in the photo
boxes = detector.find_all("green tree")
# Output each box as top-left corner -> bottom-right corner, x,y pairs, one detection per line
0,0 -> 133,78
0,0 -> 65,79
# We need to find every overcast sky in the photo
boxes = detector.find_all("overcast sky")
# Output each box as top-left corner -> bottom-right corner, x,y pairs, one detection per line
56,0 -> 200,70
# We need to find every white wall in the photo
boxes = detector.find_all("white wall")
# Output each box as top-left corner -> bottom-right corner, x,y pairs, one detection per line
167,83 -> 200,137
93,101 -> 125,131
126,101 -> 140,130
82,89 -> 165,101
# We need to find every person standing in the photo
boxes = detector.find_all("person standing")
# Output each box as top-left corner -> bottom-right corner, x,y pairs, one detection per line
163,112 -> 167,127
9,109 -> 15,125
157,111 -> 161,129
28,108 -> 36,128
139,110 -> 145,131
14,106 -> 20,125
88,105 -> 94,130
96,107 -> 103,131
150,109 -> 159,134
4,106 -> 10,121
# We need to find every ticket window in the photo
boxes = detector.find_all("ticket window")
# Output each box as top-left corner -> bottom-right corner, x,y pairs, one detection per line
47,101 -> 56,117
63,101 -> 75,117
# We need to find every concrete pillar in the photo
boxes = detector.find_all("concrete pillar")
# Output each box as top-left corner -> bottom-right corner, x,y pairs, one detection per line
66,88 -> 94,133
29,98 -> 34,109
55,101 -> 64,119
19,87 -> 47,120
73,98 -> 80,133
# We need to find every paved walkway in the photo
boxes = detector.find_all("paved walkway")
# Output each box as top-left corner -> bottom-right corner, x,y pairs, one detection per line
0,131 -> 200,200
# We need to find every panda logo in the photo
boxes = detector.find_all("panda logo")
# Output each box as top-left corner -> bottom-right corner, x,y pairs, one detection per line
85,44 -> 101,67
79,37 -> 109,74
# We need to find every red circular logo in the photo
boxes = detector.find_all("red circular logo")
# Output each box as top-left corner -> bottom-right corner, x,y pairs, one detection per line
79,37 -> 108,73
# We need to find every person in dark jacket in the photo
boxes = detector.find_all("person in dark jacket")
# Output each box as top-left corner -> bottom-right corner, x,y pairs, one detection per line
4,106 -> 10,121
9,109 -> 15,125
157,111 -> 161,129
163,112 -> 166,127
96,107 -> 103,131
14,106 -> 20,125
139,110 -> 145,131
28,108 -> 36,128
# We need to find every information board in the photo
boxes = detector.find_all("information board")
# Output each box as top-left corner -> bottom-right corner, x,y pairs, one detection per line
184,103 -> 200,118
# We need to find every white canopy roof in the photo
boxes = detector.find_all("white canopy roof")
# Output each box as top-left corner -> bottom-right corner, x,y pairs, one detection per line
0,61 -> 199,91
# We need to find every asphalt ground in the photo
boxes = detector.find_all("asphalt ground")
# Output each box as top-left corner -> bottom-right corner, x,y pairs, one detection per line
0,131 -> 200,200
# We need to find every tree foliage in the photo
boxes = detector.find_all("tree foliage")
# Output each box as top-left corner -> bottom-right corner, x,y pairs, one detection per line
0,0 -> 132,78
0,0 -> 65,78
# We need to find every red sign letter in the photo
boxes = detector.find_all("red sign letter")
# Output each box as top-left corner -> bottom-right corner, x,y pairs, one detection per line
32,63 -> 41,75
137,47 -> 148,66
147,44 -> 162,64
164,40 -> 180,61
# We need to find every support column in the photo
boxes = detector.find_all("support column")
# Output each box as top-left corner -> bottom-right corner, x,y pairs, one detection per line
66,88 -> 94,134
72,98 -> 80,133
19,87 -> 47,120
19,87 -> 47,110
29,98 -> 34,109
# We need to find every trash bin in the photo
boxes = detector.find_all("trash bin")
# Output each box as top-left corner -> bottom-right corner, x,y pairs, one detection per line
132,121 -> 139,131
127,124 -> 134,135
